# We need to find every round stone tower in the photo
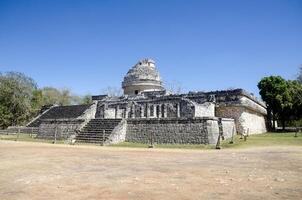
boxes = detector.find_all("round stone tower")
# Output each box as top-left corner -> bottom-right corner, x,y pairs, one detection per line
122,59 -> 164,95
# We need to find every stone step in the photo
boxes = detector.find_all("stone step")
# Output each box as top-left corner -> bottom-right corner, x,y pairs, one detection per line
76,133 -> 111,137
76,137 -> 109,140
89,119 -> 121,123
76,119 -> 121,143
76,140 -> 105,144
82,127 -> 113,132
84,125 -> 119,128
84,123 -> 120,126
76,136 -> 110,139
76,139 -> 104,141
76,134 -> 110,138
75,118 -> 122,144
77,132 -> 111,135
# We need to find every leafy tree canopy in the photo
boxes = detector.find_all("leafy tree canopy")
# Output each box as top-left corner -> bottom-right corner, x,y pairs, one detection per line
258,76 -> 302,129
0,71 -> 93,128
297,65 -> 302,84
0,72 -> 37,128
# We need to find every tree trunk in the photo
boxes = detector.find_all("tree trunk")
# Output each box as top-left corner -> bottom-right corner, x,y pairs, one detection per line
266,106 -> 273,131
280,110 -> 286,131
272,111 -> 276,131
281,113 -> 286,131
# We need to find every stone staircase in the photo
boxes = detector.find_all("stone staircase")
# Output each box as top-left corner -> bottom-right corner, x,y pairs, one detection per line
76,118 -> 122,144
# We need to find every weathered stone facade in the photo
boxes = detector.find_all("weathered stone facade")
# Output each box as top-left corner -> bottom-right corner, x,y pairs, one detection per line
214,92 -> 267,134
125,117 -> 235,144
37,119 -> 85,139
29,58 -> 267,144
122,59 -> 164,95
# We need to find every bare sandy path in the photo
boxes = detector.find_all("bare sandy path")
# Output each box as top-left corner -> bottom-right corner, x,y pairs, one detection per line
0,140 -> 301,200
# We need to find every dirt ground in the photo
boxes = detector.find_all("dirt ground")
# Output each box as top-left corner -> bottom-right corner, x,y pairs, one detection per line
0,141 -> 302,200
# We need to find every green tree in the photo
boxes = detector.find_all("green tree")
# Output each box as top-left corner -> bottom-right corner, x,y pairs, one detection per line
81,94 -> 92,104
288,80 -> 302,121
60,88 -> 72,106
0,72 -> 37,128
31,89 -> 44,112
41,87 -> 73,106
297,65 -> 302,84
258,76 -> 292,130
41,87 -> 62,105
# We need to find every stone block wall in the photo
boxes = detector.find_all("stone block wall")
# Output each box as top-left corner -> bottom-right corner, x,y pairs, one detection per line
4,126 -> 39,134
221,118 -> 236,139
125,117 -> 235,144
104,108 -> 116,118
104,119 -> 127,145
37,119 -> 85,139
194,102 -> 215,117
216,105 -> 266,134
239,109 -> 267,134
78,102 -> 97,120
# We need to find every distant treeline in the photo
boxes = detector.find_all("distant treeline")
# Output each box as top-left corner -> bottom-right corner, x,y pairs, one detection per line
0,71 -> 92,129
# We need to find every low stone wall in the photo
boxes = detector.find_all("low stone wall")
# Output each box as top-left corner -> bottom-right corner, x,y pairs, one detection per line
1,126 -> 39,134
125,117 -> 235,144
37,119 -> 85,139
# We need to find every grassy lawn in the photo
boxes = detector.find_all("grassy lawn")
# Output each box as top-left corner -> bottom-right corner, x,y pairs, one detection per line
220,132 -> 302,149
110,141 -> 215,149
111,132 -> 302,150
0,133 -> 65,144
1,132 -> 301,149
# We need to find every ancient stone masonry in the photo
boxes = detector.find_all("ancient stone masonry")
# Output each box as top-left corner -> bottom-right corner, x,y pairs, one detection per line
122,59 -> 164,95
27,104 -> 92,127
27,58 -> 267,144
37,119 -> 84,139
126,118 -> 235,144
29,104 -> 95,139
182,89 -> 267,134
76,119 -> 122,144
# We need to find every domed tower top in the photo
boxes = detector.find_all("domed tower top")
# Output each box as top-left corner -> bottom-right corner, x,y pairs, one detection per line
122,59 -> 164,95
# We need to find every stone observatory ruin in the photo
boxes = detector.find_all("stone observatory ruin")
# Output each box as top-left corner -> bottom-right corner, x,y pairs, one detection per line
27,58 -> 267,144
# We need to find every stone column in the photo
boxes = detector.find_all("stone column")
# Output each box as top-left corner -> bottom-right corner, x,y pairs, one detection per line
140,105 -> 144,118
131,104 -> 135,118
103,104 -> 108,119
158,104 -> 162,118
176,103 -> 180,118
125,106 -> 130,119
115,105 -> 119,119
163,104 -> 168,118
146,103 -> 150,118
123,108 -> 126,118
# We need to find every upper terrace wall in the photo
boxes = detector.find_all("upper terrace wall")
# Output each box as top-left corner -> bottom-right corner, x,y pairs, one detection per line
215,106 -> 267,134
27,104 -> 92,127
95,96 -> 215,120
184,89 -> 267,134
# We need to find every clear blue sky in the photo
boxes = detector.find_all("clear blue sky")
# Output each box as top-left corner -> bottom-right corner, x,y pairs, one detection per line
0,0 -> 301,96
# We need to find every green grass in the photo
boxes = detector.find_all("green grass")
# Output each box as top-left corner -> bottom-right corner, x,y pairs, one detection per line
110,142 -> 215,149
0,133 -> 65,144
1,132 -> 301,150
111,132 -> 302,150
220,132 -> 302,149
